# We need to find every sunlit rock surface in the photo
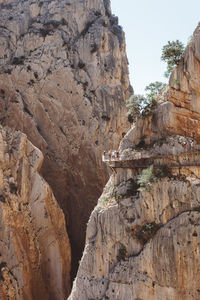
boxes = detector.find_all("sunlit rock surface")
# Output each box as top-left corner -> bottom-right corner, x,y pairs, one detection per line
0,0 -> 131,275
70,25 -> 200,300
0,128 -> 71,299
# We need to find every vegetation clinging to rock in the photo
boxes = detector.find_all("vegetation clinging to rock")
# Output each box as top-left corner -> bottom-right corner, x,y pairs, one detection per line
137,165 -> 171,192
126,40 -> 185,123
126,81 -> 166,123
161,40 -> 185,77
137,165 -> 156,192
135,222 -> 161,244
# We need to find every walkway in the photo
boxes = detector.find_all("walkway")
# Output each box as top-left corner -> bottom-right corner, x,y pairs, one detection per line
102,150 -> 200,169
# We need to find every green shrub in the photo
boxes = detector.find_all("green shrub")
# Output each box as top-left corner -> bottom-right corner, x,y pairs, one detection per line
141,97 -> 157,117
126,94 -> 145,123
135,222 -> 161,244
145,81 -> 167,96
161,40 -> 184,78
126,94 -> 156,123
137,165 -> 157,191
126,81 -> 166,123
137,165 -> 170,192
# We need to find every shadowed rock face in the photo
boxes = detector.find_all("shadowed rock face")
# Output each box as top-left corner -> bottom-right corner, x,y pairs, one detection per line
0,128 -> 71,300
69,25 -> 200,299
0,0 -> 131,276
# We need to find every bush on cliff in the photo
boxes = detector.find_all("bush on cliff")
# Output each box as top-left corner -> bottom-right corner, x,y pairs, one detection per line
126,81 -> 166,123
161,40 -> 184,77
137,165 -> 156,191
137,165 -> 171,192
145,81 -> 167,97
126,94 -> 145,123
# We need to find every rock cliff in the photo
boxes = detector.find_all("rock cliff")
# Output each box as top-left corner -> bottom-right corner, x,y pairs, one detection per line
0,127 -> 71,299
0,0 -> 131,275
69,25 -> 200,299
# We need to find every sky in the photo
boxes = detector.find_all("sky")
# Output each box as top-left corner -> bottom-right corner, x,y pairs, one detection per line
111,0 -> 200,95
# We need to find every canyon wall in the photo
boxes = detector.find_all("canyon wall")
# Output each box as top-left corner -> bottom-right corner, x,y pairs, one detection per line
0,0 -> 131,276
0,128 -> 71,299
69,25 -> 200,299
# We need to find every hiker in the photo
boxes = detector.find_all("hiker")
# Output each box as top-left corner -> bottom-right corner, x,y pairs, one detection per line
184,142 -> 188,151
108,150 -> 111,160
115,151 -> 119,160
117,151 -> 119,159
112,151 -> 115,160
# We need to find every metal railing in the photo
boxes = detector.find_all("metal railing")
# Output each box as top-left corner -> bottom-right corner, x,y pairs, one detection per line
102,147 -> 200,164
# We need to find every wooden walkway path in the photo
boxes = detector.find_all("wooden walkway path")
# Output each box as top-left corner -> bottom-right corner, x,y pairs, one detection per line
103,151 -> 200,169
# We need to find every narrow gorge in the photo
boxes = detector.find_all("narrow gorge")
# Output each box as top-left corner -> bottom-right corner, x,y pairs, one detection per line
0,0 -> 200,300
0,0 -> 131,288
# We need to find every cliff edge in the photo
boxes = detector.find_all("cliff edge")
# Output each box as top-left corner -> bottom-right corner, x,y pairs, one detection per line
69,25 -> 200,300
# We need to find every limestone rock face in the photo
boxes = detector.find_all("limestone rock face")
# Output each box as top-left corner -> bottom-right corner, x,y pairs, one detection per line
165,25 -> 200,141
120,26 -> 200,153
0,0 -> 131,272
70,172 -> 200,299
0,128 -> 71,300
169,25 -> 200,113
69,25 -> 200,300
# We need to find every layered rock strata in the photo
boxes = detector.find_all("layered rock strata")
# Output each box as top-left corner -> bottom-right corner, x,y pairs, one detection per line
0,128 -> 71,300
0,0 -> 131,274
121,25 -> 200,152
69,26 -> 200,299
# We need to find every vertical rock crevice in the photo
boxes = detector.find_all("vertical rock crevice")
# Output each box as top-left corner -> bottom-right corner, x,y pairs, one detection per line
0,0 -> 132,280
0,128 -> 71,300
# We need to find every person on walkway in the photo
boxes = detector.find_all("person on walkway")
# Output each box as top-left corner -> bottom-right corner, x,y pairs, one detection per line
108,150 -> 111,160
